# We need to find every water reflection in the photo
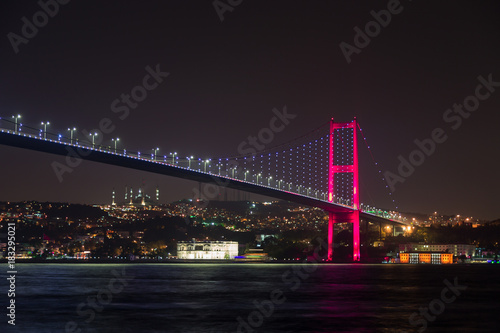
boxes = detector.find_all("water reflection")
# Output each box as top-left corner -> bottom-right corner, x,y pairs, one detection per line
0,263 -> 498,332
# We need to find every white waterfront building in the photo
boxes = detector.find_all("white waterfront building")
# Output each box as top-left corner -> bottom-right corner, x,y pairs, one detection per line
177,241 -> 239,260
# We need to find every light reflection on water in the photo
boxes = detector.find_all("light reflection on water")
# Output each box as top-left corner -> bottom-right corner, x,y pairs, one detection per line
1,263 -> 499,332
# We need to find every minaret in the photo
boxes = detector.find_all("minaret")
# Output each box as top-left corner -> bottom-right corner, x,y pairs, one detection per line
112,188 -> 116,206
125,185 -> 128,202
156,186 -> 160,202
129,187 -> 133,205
140,187 -> 145,206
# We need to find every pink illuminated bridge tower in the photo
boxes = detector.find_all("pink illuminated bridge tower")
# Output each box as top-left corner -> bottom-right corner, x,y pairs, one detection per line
327,117 -> 360,262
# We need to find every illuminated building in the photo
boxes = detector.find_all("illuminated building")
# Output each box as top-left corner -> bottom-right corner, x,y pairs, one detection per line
400,252 -> 454,264
177,241 -> 238,259
399,243 -> 476,257
74,251 -> 91,260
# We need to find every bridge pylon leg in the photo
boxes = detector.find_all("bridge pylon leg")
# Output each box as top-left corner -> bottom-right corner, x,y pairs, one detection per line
327,212 -> 336,261
327,211 -> 360,262
352,210 -> 360,262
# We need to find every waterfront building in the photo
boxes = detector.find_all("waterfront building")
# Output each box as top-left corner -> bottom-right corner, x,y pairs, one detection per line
400,252 -> 454,264
177,241 -> 238,259
74,251 -> 91,260
399,243 -> 476,257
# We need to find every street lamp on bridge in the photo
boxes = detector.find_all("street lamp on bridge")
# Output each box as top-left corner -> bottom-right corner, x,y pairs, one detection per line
67,127 -> 76,144
41,121 -> 50,139
244,170 -> 249,181
187,156 -> 193,168
90,132 -> 98,148
169,152 -> 177,164
267,176 -> 272,186
112,138 -> 120,153
11,115 -> 21,133
203,159 -> 210,173
152,148 -> 159,161
256,173 -> 262,184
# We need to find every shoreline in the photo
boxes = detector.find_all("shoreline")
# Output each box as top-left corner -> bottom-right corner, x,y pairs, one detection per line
0,259 -> 484,264
0,259 -> 346,264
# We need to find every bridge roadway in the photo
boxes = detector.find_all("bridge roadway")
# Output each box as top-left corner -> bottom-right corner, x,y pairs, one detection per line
0,130 -> 408,226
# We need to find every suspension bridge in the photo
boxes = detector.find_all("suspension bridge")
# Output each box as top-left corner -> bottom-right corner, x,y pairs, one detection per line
0,115 -> 409,262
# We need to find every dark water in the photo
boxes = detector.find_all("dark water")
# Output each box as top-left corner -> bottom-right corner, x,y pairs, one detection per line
1,263 -> 499,333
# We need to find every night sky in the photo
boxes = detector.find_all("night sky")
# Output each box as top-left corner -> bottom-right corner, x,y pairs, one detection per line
1,1 -> 499,220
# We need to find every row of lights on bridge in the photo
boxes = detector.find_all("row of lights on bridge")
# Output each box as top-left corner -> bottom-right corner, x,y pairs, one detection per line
1,114 -> 403,222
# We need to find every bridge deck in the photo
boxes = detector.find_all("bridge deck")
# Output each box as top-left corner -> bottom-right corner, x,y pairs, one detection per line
0,130 -> 408,225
